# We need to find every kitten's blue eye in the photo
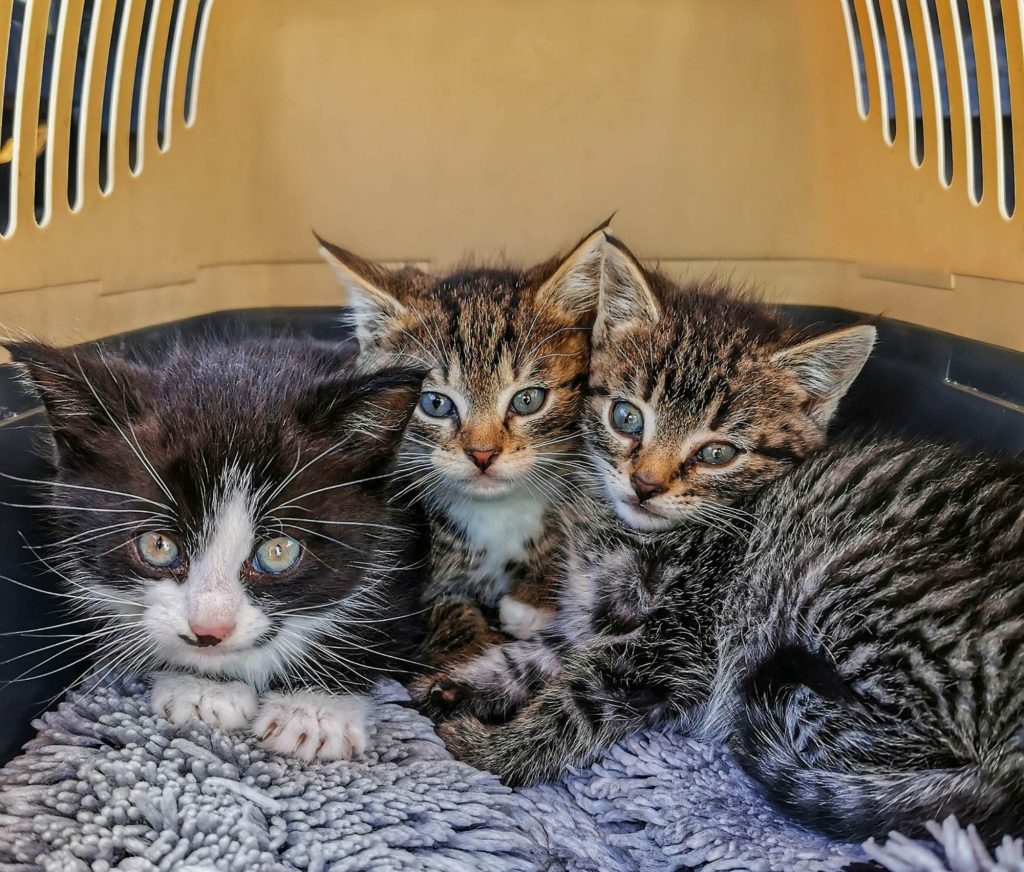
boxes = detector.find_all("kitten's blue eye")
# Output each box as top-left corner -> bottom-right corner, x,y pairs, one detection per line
253,536 -> 302,574
419,391 -> 455,418
137,532 -> 180,569
509,387 -> 548,416
696,442 -> 739,466
610,401 -> 644,437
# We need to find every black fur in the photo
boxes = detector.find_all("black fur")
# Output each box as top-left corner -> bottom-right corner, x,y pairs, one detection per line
6,337 -> 429,694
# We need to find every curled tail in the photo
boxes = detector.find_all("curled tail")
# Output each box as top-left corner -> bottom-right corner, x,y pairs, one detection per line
734,646 -> 1023,841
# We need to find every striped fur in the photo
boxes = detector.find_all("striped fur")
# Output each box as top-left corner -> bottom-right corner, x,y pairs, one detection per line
429,236 -> 1024,841
435,435 -> 1024,841
320,225 -> 607,668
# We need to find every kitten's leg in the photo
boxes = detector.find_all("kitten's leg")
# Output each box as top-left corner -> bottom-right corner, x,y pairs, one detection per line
423,595 -> 506,666
409,594 -> 507,701
436,634 -> 678,785
253,690 -> 370,762
416,638 -> 563,722
151,672 -> 257,731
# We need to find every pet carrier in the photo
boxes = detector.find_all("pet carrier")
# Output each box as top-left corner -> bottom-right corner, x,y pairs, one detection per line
0,4 -> 1022,867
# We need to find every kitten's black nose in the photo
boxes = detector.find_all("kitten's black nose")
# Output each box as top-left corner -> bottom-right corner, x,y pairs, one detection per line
631,471 -> 667,502
467,447 -> 500,471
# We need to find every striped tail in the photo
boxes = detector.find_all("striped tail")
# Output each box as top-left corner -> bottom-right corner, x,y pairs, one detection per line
734,647 -> 1023,841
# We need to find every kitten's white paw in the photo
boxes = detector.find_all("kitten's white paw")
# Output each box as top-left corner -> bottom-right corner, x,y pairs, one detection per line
151,672 -> 257,731
254,691 -> 370,762
499,596 -> 553,639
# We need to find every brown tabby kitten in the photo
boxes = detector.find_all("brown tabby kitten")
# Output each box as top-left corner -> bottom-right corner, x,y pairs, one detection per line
317,226 -> 606,668
423,236 -> 877,782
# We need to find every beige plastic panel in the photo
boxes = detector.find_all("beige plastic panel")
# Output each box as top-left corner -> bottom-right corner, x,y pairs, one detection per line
1,0 -> 1023,358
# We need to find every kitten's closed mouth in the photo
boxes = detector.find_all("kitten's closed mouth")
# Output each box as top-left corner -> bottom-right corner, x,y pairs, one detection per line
180,634 -> 230,652
178,633 -> 249,655
615,496 -> 678,532
464,475 -> 514,495
625,497 -> 664,517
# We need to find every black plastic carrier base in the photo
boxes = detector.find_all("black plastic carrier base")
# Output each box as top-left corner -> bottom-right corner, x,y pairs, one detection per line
0,306 -> 1021,763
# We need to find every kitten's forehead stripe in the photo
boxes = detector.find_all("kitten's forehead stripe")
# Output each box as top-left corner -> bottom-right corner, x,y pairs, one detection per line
379,264 -> 589,425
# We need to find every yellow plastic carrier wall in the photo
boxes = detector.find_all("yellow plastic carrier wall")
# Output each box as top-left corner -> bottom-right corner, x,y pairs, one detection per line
1,0 -> 1022,356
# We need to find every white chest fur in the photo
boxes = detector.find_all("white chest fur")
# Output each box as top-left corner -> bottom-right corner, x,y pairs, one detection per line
443,490 -> 548,593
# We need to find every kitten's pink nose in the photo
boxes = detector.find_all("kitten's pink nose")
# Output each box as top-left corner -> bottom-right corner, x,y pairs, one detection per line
188,622 -> 235,647
630,471 -> 667,502
467,447 -> 500,471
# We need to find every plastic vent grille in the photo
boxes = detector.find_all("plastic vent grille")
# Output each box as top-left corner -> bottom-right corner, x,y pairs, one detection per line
0,0 -> 215,238
841,0 -> 1017,217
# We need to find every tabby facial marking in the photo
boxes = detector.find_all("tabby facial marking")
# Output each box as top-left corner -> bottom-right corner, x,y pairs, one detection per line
318,226 -> 607,505
585,236 -> 876,532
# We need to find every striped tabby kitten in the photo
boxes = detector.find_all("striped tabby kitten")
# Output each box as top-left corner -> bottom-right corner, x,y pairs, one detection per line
433,237 -> 1024,839
318,226 -> 606,667
419,233 -> 875,713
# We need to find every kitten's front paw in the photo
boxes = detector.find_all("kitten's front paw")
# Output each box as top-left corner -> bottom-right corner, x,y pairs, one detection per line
151,672 -> 257,731
409,673 -> 472,721
254,691 -> 370,762
498,596 -> 553,639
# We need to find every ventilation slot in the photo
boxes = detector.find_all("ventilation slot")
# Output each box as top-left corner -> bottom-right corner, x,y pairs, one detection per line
0,2 -> 24,237
896,0 -> 925,165
842,0 -> 871,116
0,0 -> 214,238
128,0 -> 156,174
868,0 -> 898,143
32,0 -> 61,224
987,0 -> 1013,217
66,0 -> 95,210
98,0 -> 127,193
953,0 -> 983,203
183,0 -> 211,125
156,0 -> 181,150
923,0 -> 954,186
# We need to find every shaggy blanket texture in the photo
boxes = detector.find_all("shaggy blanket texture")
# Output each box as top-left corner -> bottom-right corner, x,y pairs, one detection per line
0,678 -> 1020,872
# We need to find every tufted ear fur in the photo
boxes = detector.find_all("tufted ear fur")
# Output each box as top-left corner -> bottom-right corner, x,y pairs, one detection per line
315,232 -> 414,348
533,218 -> 613,321
297,363 -> 427,468
594,234 -> 661,340
5,340 -> 154,468
771,324 -> 877,429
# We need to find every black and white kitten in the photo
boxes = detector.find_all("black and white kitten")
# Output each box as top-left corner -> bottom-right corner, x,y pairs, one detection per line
7,338 -> 427,762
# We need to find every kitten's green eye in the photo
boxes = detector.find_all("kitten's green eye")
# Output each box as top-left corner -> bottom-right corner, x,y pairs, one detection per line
137,532 -> 180,569
696,442 -> 739,466
509,387 -> 548,416
610,401 -> 644,437
419,391 -> 455,418
253,536 -> 302,574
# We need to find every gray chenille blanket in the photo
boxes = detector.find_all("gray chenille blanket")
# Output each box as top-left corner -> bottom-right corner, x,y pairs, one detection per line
0,677 -> 1020,872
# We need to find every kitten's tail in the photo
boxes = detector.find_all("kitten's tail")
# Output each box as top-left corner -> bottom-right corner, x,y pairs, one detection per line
734,647 -> 1024,842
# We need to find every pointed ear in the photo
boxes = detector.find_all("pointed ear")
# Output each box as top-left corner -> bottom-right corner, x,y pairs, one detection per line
315,232 -> 408,346
534,219 -> 612,320
594,234 -> 660,339
303,364 -> 427,465
5,340 -> 151,466
771,324 -> 877,428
